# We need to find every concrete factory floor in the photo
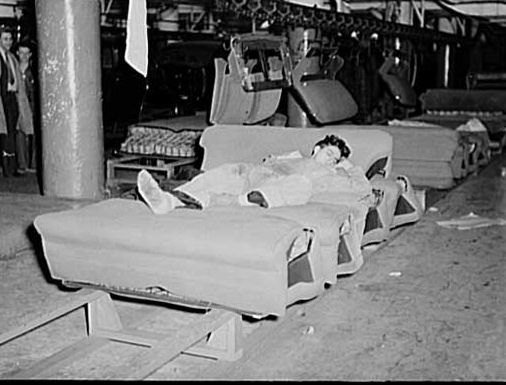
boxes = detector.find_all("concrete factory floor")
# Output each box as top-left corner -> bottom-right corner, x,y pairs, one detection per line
0,153 -> 505,380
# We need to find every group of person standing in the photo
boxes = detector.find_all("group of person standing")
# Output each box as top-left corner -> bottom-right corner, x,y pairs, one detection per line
0,25 -> 37,178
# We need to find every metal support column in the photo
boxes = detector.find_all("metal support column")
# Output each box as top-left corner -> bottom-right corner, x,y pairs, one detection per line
35,0 -> 104,199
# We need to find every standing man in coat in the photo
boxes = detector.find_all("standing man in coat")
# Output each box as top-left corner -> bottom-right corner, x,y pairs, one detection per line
0,26 -> 33,177
16,39 -> 37,172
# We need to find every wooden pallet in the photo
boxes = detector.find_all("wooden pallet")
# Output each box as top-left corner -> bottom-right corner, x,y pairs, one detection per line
1,289 -> 243,380
106,154 -> 196,187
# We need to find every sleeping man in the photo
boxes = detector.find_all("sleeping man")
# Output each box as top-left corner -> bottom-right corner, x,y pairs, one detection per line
137,134 -> 375,215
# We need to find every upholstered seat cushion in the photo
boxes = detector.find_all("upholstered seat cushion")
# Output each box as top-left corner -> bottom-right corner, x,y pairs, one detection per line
35,125 -> 395,317
382,123 -> 461,162
264,203 -> 356,282
35,198 -> 320,317
348,122 -> 468,189
263,201 -> 367,280
264,203 -> 349,246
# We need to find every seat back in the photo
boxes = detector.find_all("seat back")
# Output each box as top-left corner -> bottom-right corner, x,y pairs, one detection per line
199,124 -> 393,178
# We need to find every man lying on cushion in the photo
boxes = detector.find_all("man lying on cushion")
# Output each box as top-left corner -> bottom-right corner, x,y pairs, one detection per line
137,134 -> 375,214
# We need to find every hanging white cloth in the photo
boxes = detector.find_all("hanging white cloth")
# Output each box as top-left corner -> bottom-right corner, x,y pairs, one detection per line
124,0 -> 148,77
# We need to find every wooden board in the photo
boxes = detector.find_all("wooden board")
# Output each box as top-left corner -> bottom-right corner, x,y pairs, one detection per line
106,154 -> 195,186
1,289 -> 243,380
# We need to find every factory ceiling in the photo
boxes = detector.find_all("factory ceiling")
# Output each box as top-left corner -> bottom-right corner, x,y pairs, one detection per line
98,0 -> 506,28
10,0 -> 506,41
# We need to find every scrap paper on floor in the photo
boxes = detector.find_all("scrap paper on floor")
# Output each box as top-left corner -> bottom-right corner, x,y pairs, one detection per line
436,212 -> 506,230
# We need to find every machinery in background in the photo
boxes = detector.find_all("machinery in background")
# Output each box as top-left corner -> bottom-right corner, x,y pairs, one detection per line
101,0 -> 506,148
101,30 -> 227,150
466,72 -> 506,90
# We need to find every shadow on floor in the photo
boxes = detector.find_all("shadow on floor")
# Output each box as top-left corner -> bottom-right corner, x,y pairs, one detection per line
0,171 -> 42,195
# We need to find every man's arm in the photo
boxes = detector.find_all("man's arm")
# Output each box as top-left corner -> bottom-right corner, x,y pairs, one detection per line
263,150 -> 303,164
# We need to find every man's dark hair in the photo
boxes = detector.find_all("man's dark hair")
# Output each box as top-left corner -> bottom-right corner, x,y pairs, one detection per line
0,25 -> 13,36
15,38 -> 34,53
312,134 -> 351,159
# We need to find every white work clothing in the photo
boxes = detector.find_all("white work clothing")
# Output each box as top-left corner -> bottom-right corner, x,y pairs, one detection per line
175,151 -> 373,209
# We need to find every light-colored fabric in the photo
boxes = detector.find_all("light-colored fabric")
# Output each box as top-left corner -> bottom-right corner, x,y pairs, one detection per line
259,202 -> 362,282
291,55 -> 358,124
125,0 -> 148,77
348,122 -> 470,188
209,56 -> 282,125
176,154 -> 373,210
391,175 -> 424,228
35,198 -> 324,317
200,124 -> 393,177
391,160 -> 458,189
410,113 -> 506,135
34,124 -> 391,316
456,117 -> 488,133
390,118 -> 490,168
175,163 -> 253,208
11,49 -> 33,135
377,123 -> 460,161
254,174 -> 312,208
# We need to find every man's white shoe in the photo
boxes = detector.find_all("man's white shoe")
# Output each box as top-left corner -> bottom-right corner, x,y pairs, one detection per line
137,169 -> 179,215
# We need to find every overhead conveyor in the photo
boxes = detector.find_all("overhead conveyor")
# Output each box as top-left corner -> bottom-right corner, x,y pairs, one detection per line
214,0 -> 466,44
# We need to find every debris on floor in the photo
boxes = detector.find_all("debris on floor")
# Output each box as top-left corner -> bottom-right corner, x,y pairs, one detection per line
436,212 -> 506,230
